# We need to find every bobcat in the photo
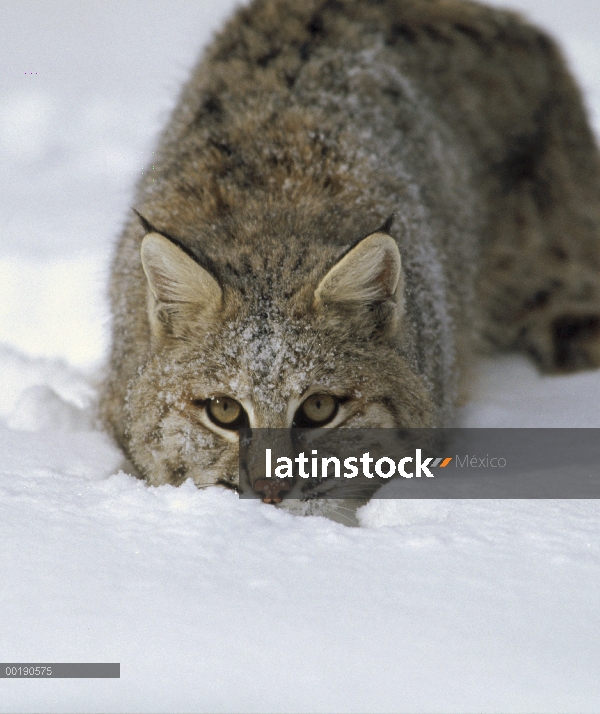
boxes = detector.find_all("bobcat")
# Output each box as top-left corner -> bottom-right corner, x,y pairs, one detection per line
100,0 -> 600,519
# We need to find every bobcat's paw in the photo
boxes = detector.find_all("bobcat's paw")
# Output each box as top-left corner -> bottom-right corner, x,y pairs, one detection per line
553,315 -> 600,371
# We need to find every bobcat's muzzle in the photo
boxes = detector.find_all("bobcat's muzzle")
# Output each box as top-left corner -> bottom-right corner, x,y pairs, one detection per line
252,478 -> 292,503
239,428 -> 296,502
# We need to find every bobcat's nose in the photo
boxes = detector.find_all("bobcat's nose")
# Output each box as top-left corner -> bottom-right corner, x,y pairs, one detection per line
253,479 -> 291,504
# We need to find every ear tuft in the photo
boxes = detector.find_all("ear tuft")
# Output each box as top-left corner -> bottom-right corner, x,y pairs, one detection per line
314,232 -> 402,308
379,213 -> 395,234
141,232 -> 222,309
132,208 -> 155,235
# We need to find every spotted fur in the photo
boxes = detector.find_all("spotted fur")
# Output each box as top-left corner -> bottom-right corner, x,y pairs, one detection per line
100,0 -> 600,515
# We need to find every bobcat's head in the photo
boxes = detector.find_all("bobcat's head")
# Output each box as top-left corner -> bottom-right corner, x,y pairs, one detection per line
125,217 -> 434,509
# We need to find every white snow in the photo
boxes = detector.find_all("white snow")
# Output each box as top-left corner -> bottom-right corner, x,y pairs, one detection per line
1,2 -> 600,712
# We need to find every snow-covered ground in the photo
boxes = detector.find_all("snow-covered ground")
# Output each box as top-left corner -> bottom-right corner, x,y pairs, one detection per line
1,2 -> 600,712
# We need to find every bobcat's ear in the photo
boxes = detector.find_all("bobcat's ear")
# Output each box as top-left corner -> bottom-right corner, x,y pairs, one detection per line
141,232 -> 222,337
141,232 -> 221,306
314,232 -> 402,311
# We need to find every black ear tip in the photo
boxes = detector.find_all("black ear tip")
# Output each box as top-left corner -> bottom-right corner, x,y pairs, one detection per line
132,208 -> 155,234
380,213 -> 395,234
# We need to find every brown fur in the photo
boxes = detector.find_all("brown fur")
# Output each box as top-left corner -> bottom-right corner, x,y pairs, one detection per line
100,0 -> 600,510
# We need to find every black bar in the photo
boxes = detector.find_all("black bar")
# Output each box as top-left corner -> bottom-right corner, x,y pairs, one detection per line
238,428 -> 600,498
0,663 -> 120,678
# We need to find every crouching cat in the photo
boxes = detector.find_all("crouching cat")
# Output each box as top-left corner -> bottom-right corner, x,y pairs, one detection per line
100,0 -> 600,518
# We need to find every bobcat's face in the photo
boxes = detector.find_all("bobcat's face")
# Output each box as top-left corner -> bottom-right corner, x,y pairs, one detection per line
125,225 -> 434,502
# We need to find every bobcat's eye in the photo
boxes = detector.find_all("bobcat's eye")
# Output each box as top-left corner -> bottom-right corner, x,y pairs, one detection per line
294,393 -> 338,427
206,397 -> 246,430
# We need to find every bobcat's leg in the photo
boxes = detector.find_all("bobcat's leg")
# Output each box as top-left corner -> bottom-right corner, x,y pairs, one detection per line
481,198 -> 600,373
516,261 -> 600,372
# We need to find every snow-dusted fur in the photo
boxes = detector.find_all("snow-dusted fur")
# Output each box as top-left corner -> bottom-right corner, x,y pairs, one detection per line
101,0 -> 600,497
